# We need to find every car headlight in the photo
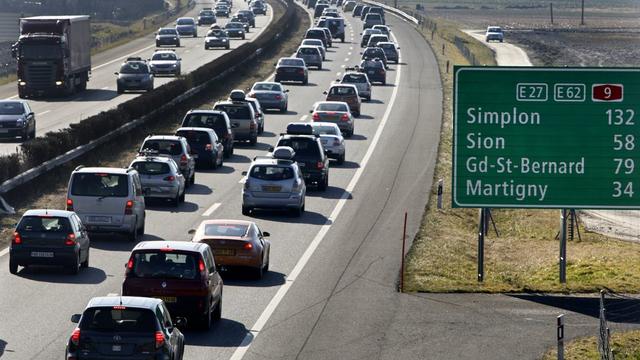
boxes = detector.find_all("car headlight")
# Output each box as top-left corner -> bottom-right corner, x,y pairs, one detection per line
16,119 -> 24,127
222,38 -> 227,41
172,64 -> 177,67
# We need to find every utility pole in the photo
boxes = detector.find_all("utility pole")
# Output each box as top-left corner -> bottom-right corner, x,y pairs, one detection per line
581,0 -> 585,25
550,3 -> 554,24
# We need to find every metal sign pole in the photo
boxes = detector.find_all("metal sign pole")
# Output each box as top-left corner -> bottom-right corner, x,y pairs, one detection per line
560,209 -> 567,283
557,314 -> 565,360
478,208 -> 485,282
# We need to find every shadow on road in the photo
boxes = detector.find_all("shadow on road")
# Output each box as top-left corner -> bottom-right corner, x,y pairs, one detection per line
16,265 -> 107,284
183,318 -> 252,347
307,186 -> 352,200
249,209 -> 330,225
222,270 -> 286,287
510,294 -> 640,324
0,339 -> 7,357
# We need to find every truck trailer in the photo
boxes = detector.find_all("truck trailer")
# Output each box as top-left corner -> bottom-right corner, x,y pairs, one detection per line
11,15 -> 91,98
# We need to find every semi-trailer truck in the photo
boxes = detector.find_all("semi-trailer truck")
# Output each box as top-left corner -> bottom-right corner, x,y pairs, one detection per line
11,15 -> 91,98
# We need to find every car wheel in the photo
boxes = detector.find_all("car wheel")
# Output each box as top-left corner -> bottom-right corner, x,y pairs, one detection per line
21,130 -> 29,142
242,205 -> 251,216
179,189 -> 186,203
205,45 -> 209,50
346,130 -> 353,138
68,254 -> 80,275
280,105 -> 287,113
211,156 -> 218,169
117,86 -> 123,94
318,64 -> 322,70
81,249 -> 89,268
177,42 -> 181,47
255,259 -> 264,279
303,77 -> 308,85
366,95 -> 371,101
249,136 -> 257,146
173,193 -> 180,207
213,299 -> 222,321
318,174 -> 328,191
9,258 -> 18,274
224,146 -> 231,158
190,171 -> 196,186
198,306 -> 212,330
275,76 -> 281,83
338,153 -> 345,165
30,124 -> 36,139
128,227 -> 138,242
242,35 -> 245,40
259,123 -> 264,134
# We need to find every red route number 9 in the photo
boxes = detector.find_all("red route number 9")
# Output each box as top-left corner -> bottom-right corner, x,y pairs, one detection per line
592,84 -> 623,102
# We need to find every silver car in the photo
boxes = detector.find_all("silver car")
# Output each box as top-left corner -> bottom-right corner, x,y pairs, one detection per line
248,81 -> 289,112
310,122 -> 345,164
339,71 -> 372,101
149,50 -> 181,76
213,95 -> 258,145
139,135 -> 197,186
310,101 -> 354,137
129,154 -> 186,206
296,46 -> 323,70
242,146 -> 306,217
176,17 -> 197,37
66,167 -> 146,242
205,29 -> 230,49
301,39 -> 326,60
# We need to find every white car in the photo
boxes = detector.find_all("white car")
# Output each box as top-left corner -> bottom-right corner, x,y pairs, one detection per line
310,122 -> 345,164
485,26 -> 504,42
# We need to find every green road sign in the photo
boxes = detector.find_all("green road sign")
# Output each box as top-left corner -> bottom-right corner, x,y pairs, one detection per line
453,66 -> 640,209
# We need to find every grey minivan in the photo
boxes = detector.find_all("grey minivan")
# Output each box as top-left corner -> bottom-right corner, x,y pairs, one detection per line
213,98 -> 258,145
66,167 -> 146,242
296,46 -> 323,70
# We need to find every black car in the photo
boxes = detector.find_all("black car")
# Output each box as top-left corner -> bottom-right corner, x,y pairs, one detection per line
231,15 -> 250,32
197,8 -> 217,25
155,27 -> 181,47
66,296 -> 185,359
9,209 -> 90,274
304,28 -> 329,48
251,1 -> 267,15
115,57 -> 154,93
225,22 -> 246,39
181,110 -> 235,158
378,42 -> 399,63
0,100 -> 36,141
275,124 -> 329,190
275,57 -> 308,84
361,46 -> 388,67
215,5 -> 230,17
238,10 -> 256,27
360,5 -> 371,20
352,4 -> 364,16
359,59 -> 386,84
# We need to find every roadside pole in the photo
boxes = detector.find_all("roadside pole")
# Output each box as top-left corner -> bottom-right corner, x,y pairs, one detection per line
557,314 -> 565,360
478,208 -> 485,282
559,209 -> 567,283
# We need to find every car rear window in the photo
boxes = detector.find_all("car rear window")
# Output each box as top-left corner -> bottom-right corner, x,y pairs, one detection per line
131,161 -> 171,175
279,59 -> 304,66
226,22 -> 243,29
299,48 -> 318,55
80,307 -> 157,332
18,216 -> 71,233
317,103 -> 348,111
252,83 -> 282,91
343,74 -> 366,83
312,125 -> 338,135
141,140 -> 183,156
177,18 -> 194,25
71,173 -> 129,197
131,251 -> 199,279
204,224 -> 249,237
182,113 -> 227,134
379,43 -> 395,50
214,104 -> 251,119
250,165 -> 295,180
119,63 -> 148,74
159,29 -> 177,35
329,86 -> 355,95
176,130 -> 213,145
277,138 -> 321,157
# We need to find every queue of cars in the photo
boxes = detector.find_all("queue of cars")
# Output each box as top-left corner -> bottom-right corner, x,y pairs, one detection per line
6,1 -> 402,358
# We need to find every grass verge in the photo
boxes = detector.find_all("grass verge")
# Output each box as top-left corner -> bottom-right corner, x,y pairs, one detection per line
402,14 -> 640,293
542,330 -> 640,360
0,0 -> 307,249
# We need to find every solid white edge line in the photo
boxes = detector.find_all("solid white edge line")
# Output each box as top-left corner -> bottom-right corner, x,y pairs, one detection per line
39,110 -> 51,116
202,202 -> 222,217
0,247 -> 8,257
229,31 -> 403,360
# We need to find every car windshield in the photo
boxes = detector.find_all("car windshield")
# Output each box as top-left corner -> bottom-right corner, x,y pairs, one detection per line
312,125 -> 338,135
214,104 -> 251,119
20,44 -> 61,59
216,5 -> 228,9
80,307 -> 157,333
176,130 -> 214,144
277,138 -> 321,157
177,18 -> 194,25
0,102 -> 24,115
159,28 -> 177,35
18,216 -> 71,233
120,63 -> 148,74
151,52 -> 177,61
488,27 -> 502,33
226,22 -> 243,29
204,223 -> 248,237
71,173 -> 128,197
141,140 -> 183,156
131,251 -> 198,279
250,165 -> 295,180
329,86 -> 355,95
182,113 -> 227,135
343,74 -> 366,83
279,59 -> 304,66
252,83 -> 282,91
317,103 -> 348,111
130,161 -> 171,175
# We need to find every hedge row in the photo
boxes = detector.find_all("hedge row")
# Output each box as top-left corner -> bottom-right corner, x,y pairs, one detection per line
0,0 -> 293,184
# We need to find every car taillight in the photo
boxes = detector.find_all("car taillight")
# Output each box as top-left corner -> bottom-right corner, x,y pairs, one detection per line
224,132 -> 230,139
65,233 -> 76,246
378,69 -> 385,74
155,331 -> 165,349
255,113 -> 261,120
340,114 -> 349,121
199,258 -> 206,272
275,94 -> 282,100
70,328 -> 81,346
125,200 -> 134,215
163,175 -> 175,182
12,231 -> 21,245
312,112 -> 320,121
66,198 -> 73,211
317,161 -> 324,169
126,257 -> 134,275
180,154 -> 188,165
298,69 -> 304,74
243,242 -> 253,250
250,122 -> 256,130
205,143 -> 213,151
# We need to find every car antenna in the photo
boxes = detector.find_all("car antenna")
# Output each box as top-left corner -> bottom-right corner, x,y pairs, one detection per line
119,296 -> 123,306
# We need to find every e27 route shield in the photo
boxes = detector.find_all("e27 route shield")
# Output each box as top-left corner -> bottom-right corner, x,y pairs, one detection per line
453,66 -> 640,209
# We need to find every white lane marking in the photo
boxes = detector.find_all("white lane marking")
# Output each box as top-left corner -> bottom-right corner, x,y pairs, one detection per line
299,115 -> 308,122
344,58 -> 349,61
230,34 -> 403,360
336,72 -> 342,78
107,293 -> 119,297
101,86 -> 110,90
202,202 -> 222,217
341,64 -> 346,68
39,110 -> 51,116
185,50 -> 191,53
0,247 -> 8,257
350,46 -> 353,50
5,95 -> 18,100
348,52 -> 352,56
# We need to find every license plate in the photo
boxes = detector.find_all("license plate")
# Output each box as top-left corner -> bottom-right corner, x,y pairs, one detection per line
89,216 -> 111,223
368,71 -> 375,75
215,248 -> 236,256
112,345 -> 122,352
158,296 -> 177,303
31,251 -> 53,258
263,185 -> 282,192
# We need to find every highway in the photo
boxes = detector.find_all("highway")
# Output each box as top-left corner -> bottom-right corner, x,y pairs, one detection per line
0,0 -> 273,156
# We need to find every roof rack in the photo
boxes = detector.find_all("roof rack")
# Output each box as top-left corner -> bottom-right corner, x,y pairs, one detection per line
126,56 -> 144,62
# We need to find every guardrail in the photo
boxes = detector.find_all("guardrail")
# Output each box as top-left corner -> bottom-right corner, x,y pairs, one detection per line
0,0 -> 296,214
361,0 -> 418,25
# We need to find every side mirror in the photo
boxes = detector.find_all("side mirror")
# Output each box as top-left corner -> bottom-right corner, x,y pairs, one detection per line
284,89 -> 290,93
241,171 -> 248,176
268,146 -> 274,152
71,314 -> 81,323
396,46 -> 400,49
174,317 -> 187,328
28,112 -> 34,117
309,109 -> 313,113
188,229 -> 196,235
114,72 -> 119,76
322,91 -> 328,95
263,231 -> 270,237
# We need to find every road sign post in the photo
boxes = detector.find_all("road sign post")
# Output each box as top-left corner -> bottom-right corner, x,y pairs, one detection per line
560,209 -> 567,283
557,314 -> 565,360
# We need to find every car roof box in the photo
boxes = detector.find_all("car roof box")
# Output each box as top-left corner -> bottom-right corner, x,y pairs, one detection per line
286,122 -> 314,135
229,89 -> 246,101
272,146 -> 296,160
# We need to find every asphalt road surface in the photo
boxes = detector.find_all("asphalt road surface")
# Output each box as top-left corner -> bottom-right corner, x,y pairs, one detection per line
0,0 -> 273,155
464,29 -> 532,66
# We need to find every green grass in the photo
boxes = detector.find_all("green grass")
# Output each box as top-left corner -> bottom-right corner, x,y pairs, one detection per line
402,13 -> 640,294
542,330 -> 640,360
